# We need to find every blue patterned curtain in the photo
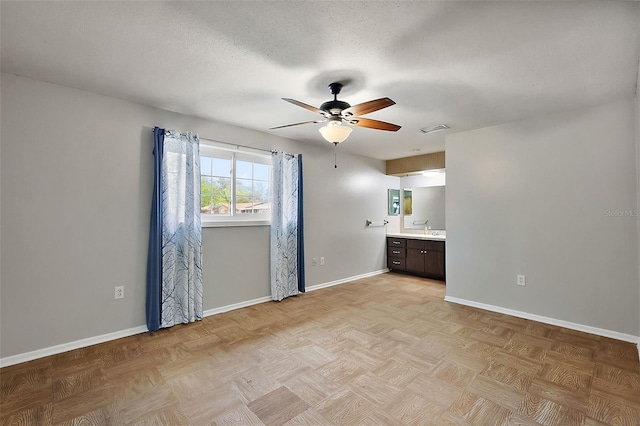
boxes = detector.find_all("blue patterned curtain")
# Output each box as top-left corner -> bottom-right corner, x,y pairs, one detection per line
296,154 -> 305,293
146,128 -> 164,331
270,152 -> 305,301
146,127 -> 203,331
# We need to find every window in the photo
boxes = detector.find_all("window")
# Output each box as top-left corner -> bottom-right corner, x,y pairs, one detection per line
199,142 -> 271,227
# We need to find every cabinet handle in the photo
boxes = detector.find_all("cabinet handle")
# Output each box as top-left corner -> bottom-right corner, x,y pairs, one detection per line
393,241 -> 400,245
392,261 -> 400,265
392,250 -> 400,254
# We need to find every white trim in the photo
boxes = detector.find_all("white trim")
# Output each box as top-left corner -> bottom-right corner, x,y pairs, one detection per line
200,138 -> 271,159
444,296 -> 640,345
0,325 -> 148,368
202,296 -> 272,317
202,220 -> 270,228
306,269 -> 389,292
0,270 -> 388,368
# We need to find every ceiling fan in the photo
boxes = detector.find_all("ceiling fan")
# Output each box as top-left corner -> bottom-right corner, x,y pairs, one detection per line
270,82 -> 401,144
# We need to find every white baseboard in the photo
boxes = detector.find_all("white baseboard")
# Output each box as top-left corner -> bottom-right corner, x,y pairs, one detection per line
306,269 -> 389,292
0,325 -> 149,368
0,269 -> 388,368
444,295 -> 640,345
202,295 -> 272,317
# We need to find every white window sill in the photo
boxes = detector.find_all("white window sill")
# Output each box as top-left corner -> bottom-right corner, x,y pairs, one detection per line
202,220 -> 270,228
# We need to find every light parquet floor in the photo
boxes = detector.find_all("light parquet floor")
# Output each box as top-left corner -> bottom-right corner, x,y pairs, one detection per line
1,273 -> 639,425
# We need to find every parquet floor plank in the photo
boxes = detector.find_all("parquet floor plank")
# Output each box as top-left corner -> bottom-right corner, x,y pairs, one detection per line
247,386 -> 308,426
349,371 -> 403,406
313,388 -> 374,425
213,405 -> 265,426
467,375 -> 526,411
281,408 -> 332,426
179,383 -> 244,425
448,391 -> 512,425
1,273 -> 638,425
383,389 -> 443,425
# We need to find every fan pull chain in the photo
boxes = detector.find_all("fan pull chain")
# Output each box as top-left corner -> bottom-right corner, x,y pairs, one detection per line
334,142 -> 338,168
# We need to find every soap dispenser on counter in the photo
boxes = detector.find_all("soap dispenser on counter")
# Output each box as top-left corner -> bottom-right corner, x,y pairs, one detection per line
424,220 -> 429,235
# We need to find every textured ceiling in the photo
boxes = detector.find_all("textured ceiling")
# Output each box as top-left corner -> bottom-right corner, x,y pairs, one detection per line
2,1 -> 639,160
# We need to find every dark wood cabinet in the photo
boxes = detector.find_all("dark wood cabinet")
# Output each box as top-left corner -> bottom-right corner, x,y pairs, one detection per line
387,238 -> 407,271
406,239 -> 445,279
387,237 -> 445,281
406,247 -> 424,273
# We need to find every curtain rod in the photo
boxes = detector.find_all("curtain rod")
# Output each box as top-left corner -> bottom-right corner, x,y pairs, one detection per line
152,127 -> 296,157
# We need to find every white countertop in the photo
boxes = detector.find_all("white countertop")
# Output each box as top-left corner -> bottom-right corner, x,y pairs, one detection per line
387,232 -> 446,241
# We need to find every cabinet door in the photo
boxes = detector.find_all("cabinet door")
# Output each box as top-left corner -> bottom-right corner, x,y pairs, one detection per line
406,248 -> 425,273
424,240 -> 445,252
424,250 -> 445,279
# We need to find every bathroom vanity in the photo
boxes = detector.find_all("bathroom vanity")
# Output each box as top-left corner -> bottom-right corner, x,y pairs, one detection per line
387,233 -> 446,281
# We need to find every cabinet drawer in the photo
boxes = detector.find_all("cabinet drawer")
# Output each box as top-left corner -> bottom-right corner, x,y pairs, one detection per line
388,258 -> 406,269
388,248 -> 405,258
387,237 -> 406,248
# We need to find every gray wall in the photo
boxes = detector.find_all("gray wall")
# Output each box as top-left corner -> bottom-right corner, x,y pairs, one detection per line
446,98 -> 639,336
0,73 -> 398,358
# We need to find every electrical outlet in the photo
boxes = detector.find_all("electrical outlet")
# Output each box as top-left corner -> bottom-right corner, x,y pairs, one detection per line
320,257 -> 325,266
114,286 -> 124,299
312,257 -> 317,266
517,275 -> 526,286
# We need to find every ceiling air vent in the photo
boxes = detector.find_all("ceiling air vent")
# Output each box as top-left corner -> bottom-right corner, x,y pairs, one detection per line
420,124 -> 450,134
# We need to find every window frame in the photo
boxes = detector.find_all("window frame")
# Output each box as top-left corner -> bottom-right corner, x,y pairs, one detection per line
199,142 -> 272,228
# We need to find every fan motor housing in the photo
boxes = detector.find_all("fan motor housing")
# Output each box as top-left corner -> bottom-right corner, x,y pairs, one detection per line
320,100 -> 350,116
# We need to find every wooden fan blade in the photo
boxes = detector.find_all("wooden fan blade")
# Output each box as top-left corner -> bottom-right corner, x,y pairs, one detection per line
342,98 -> 395,117
269,120 -> 324,130
282,98 -> 323,115
347,117 -> 401,132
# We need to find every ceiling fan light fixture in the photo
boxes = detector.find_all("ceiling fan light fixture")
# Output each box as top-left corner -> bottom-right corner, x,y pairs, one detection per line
273,82 -> 399,142
319,121 -> 352,144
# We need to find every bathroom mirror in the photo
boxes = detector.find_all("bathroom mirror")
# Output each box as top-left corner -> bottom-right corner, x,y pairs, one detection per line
403,189 -> 413,215
403,186 -> 445,230
388,189 -> 400,215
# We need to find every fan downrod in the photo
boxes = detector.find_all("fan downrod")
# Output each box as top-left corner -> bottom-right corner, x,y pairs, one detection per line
320,82 -> 350,116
